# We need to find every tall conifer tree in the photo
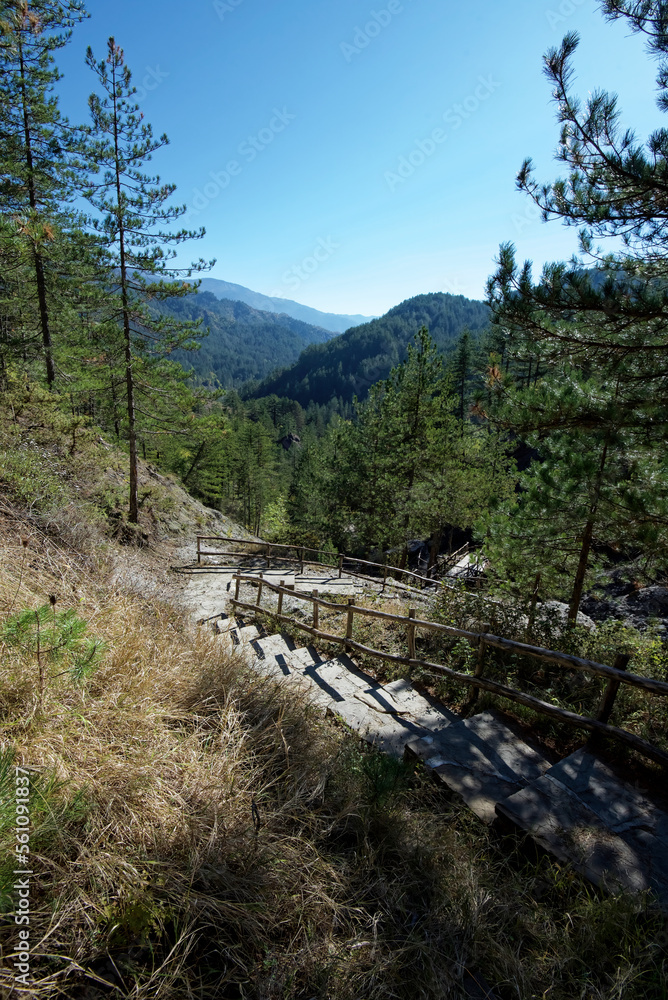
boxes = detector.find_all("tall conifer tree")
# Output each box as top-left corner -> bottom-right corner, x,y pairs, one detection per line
485,3 -> 668,619
85,38 -> 213,523
0,0 -> 88,386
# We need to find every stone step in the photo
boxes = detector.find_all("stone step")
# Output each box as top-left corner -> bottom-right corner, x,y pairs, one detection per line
214,616 -> 238,648
382,677 -> 457,731
252,632 -> 294,662
251,634 -> 322,680
293,574 -> 361,596
406,712 -> 552,823
332,700 -> 435,757
234,623 -> 261,644
495,749 -> 668,908
301,656 -> 374,711
289,644 -> 328,669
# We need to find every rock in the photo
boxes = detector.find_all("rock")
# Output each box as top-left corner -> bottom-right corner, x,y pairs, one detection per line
280,433 -> 302,450
580,586 -> 668,633
541,600 -> 597,631
601,569 -> 640,599
625,586 -> 668,619
580,596 -> 623,623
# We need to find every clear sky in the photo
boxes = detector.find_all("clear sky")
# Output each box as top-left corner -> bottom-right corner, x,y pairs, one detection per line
56,0 -> 661,317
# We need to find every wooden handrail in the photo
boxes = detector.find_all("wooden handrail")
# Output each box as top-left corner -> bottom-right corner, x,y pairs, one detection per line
229,573 -> 668,769
195,535 -> 483,591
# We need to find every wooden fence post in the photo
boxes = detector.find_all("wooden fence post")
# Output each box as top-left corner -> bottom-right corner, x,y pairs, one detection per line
466,637 -> 487,708
313,591 -> 319,630
300,548 -> 305,574
256,573 -> 264,610
407,609 -> 416,661
338,554 -> 344,579
278,581 -> 285,617
526,573 -> 542,641
383,559 -> 389,594
267,546 -> 272,570
597,653 -> 631,724
234,575 -> 240,602
346,599 -> 355,650
197,536 -> 201,565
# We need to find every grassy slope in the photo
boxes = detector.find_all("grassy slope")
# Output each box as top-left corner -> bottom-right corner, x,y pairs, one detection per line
0,396 -> 666,1000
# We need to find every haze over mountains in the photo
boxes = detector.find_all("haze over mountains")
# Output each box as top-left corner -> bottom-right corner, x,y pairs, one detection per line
197,278 -> 376,333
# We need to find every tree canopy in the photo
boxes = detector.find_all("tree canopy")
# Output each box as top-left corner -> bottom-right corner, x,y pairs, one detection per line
483,2 -> 668,619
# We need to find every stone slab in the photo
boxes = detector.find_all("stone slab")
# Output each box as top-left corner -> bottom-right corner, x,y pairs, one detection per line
293,574 -> 360,596
496,750 -> 668,907
541,750 -> 668,839
252,634 -> 294,663
289,644 -> 327,669
302,657 -> 370,708
382,678 -> 457,730
234,624 -> 261,644
406,712 -> 551,823
330,700 -> 434,757
301,657 -> 418,719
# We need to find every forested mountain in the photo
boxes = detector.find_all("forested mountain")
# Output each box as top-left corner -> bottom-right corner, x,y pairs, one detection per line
156,292 -> 335,386
197,277 -> 375,333
251,292 -> 491,407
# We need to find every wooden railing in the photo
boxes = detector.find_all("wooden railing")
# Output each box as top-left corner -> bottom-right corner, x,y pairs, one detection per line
229,573 -> 668,770
196,535 -> 481,592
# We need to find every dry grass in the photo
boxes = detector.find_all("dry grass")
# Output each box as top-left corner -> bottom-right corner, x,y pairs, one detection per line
0,420 -> 667,998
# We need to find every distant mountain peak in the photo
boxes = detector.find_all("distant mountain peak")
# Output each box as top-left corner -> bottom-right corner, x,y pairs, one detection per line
196,278 -> 376,334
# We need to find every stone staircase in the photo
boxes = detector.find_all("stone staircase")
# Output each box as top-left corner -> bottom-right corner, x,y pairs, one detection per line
212,612 -> 668,914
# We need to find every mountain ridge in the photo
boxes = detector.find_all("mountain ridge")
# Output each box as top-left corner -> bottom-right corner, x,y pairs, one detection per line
196,277 -> 376,333
250,291 -> 491,407
159,292 -> 335,387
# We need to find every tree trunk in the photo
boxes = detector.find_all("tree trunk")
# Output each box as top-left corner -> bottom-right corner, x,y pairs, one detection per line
567,518 -> 595,626
19,34 -> 55,388
428,527 -> 443,570
183,440 -> 206,484
567,435 -> 610,625
124,324 -> 139,523
34,250 -> 56,387
111,57 -> 139,524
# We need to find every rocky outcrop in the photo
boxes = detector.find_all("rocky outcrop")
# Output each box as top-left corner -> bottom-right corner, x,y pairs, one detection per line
581,584 -> 668,635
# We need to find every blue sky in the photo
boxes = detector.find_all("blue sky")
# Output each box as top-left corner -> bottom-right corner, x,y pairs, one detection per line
56,0 -> 661,317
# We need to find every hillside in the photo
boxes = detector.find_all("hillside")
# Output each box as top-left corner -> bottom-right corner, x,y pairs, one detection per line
197,277 -> 375,333
251,292 -> 491,407
155,292 -> 335,386
1,399 -> 666,1000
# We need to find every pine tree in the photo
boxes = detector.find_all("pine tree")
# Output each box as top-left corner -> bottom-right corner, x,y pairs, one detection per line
0,0 -> 88,386
448,330 -> 474,425
288,328 -> 515,557
485,4 -> 668,619
84,37 -> 213,523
